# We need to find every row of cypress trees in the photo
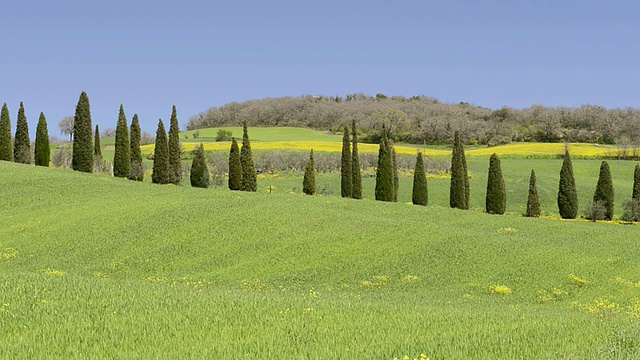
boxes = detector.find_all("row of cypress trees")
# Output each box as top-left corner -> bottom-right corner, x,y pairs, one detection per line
0,102 -> 50,167
340,120 -> 363,199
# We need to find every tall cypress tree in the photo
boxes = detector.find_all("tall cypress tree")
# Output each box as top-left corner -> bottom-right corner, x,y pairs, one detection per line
412,152 -> 428,206
340,127 -> 352,198
152,119 -> 169,184
525,169 -> 541,217
303,149 -> 316,195
190,143 -> 209,188
34,112 -> 50,167
129,114 -> 144,181
557,149 -> 578,219
228,137 -> 242,190
375,123 -> 394,202
94,125 -> 102,158
72,91 -> 93,173
167,105 -> 182,185
485,153 -> 506,214
0,103 -> 12,161
113,105 -> 131,178
391,140 -> 398,202
13,102 -> 31,164
450,131 -> 469,209
240,123 -> 257,192
351,119 -> 362,199
593,160 -> 614,220
633,164 -> 640,200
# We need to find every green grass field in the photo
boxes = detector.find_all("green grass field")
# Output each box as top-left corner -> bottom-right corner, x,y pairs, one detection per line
2,158 -> 640,358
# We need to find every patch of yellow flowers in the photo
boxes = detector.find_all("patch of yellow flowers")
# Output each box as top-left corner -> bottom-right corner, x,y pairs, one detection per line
393,354 -> 429,360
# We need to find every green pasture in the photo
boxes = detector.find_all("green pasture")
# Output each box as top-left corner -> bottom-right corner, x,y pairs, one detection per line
1,161 -> 640,358
182,126 -> 344,143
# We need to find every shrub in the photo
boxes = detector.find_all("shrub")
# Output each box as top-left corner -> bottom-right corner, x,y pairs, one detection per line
621,199 -> 640,222
216,129 -> 233,141
584,200 -> 607,221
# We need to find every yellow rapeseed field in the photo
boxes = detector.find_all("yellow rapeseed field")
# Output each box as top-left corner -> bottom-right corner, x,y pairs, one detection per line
142,141 -> 623,157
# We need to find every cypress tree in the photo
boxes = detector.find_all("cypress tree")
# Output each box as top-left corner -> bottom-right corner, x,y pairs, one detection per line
450,131 -> 469,209
152,119 -> 169,184
351,119 -> 362,199
13,102 -> 31,164
412,152 -> 428,206
633,164 -> 640,200
340,127 -> 352,198
129,114 -> 144,181
593,160 -> 614,220
228,137 -> 242,190
113,105 -> 131,178
485,153 -> 506,214
240,122 -> 257,192
34,112 -> 50,167
557,149 -> 578,219
94,125 -> 102,158
391,140 -> 398,202
303,149 -> 316,195
375,123 -> 394,202
0,103 -> 12,161
525,169 -> 541,217
190,143 -> 209,188
167,105 -> 182,185
72,91 -> 93,173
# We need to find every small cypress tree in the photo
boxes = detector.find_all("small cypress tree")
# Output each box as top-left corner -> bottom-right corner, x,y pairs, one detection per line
450,131 -> 469,209
94,125 -> 102,158
228,137 -> 242,190
129,114 -> 144,181
340,127 -> 352,198
152,119 -> 169,184
190,143 -> 209,188
391,140 -> 398,202
13,102 -> 31,164
557,149 -> 578,219
633,164 -> 640,200
303,149 -> 316,195
167,105 -> 182,185
485,153 -> 506,214
72,91 -> 93,173
113,105 -> 131,178
240,122 -> 257,192
351,119 -> 362,199
0,103 -> 12,161
34,112 -> 50,167
525,169 -> 541,217
412,152 -> 428,206
593,160 -> 614,220
375,123 -> 394,202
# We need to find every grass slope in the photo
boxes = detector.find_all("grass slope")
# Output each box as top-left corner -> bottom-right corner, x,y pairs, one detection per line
2,162 -> 640,358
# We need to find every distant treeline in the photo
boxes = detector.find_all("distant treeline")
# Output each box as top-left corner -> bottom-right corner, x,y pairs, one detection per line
187,93 -> 640,146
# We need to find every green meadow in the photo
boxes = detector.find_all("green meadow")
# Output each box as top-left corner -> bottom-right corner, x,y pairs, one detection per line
12,127 -> 639,358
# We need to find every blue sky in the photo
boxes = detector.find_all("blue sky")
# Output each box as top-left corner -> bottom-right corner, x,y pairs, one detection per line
1,0 -> 638,135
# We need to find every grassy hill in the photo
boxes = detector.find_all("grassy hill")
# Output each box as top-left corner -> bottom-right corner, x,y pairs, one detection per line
1,161 -> 640,358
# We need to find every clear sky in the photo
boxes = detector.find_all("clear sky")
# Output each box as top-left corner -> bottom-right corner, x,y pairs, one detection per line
1,0 -> 638,135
